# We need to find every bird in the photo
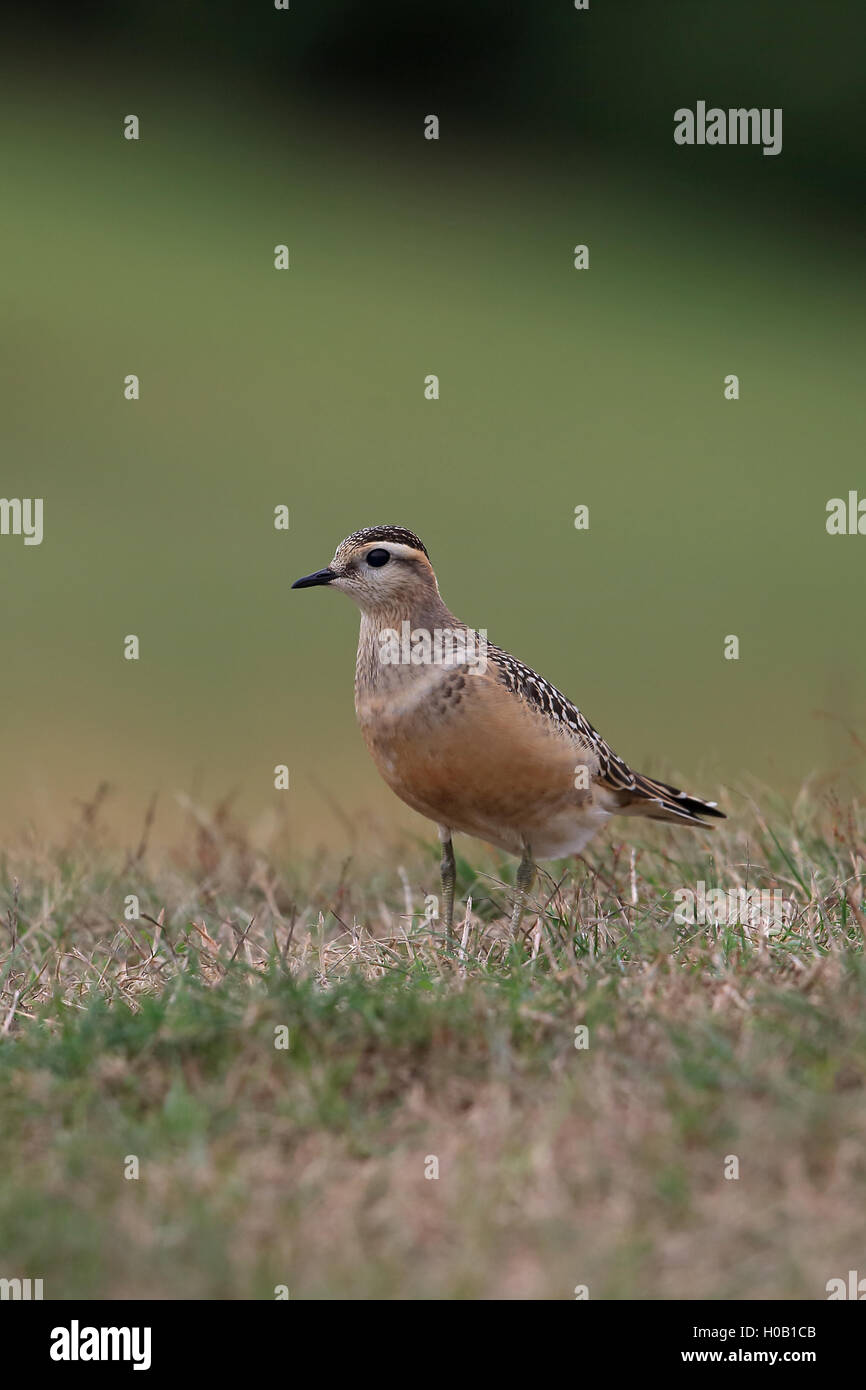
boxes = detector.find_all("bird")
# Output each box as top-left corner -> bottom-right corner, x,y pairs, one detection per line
293,525 -> 724,939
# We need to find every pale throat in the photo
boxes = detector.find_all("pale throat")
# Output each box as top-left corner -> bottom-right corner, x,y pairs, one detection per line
355,594 -> 465,695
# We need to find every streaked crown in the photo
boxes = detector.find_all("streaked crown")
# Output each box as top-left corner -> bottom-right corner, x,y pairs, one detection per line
338,525 -> 429,559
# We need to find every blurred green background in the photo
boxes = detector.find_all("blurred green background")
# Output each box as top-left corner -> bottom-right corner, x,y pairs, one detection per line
2,3 -> 864,846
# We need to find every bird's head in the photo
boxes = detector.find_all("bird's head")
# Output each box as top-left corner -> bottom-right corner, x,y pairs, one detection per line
292,525 -> 440,616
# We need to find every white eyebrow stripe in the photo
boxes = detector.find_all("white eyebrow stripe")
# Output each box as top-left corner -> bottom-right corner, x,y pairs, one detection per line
361,542 -> 422,561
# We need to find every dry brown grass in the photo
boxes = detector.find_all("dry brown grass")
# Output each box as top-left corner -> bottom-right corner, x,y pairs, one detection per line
1,784 -> 865,1299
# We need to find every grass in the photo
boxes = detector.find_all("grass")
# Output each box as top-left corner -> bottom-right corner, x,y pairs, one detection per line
1,785 -> 866,1300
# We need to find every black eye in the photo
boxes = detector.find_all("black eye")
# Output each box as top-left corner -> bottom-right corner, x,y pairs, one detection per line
366,548 -> 391,568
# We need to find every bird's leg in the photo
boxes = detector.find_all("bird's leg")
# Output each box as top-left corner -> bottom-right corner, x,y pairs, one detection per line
438,827 -> 456,941
510,842 -> 536,938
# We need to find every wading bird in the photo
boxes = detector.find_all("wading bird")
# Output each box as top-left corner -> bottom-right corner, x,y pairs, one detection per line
293,526 -> 724,937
